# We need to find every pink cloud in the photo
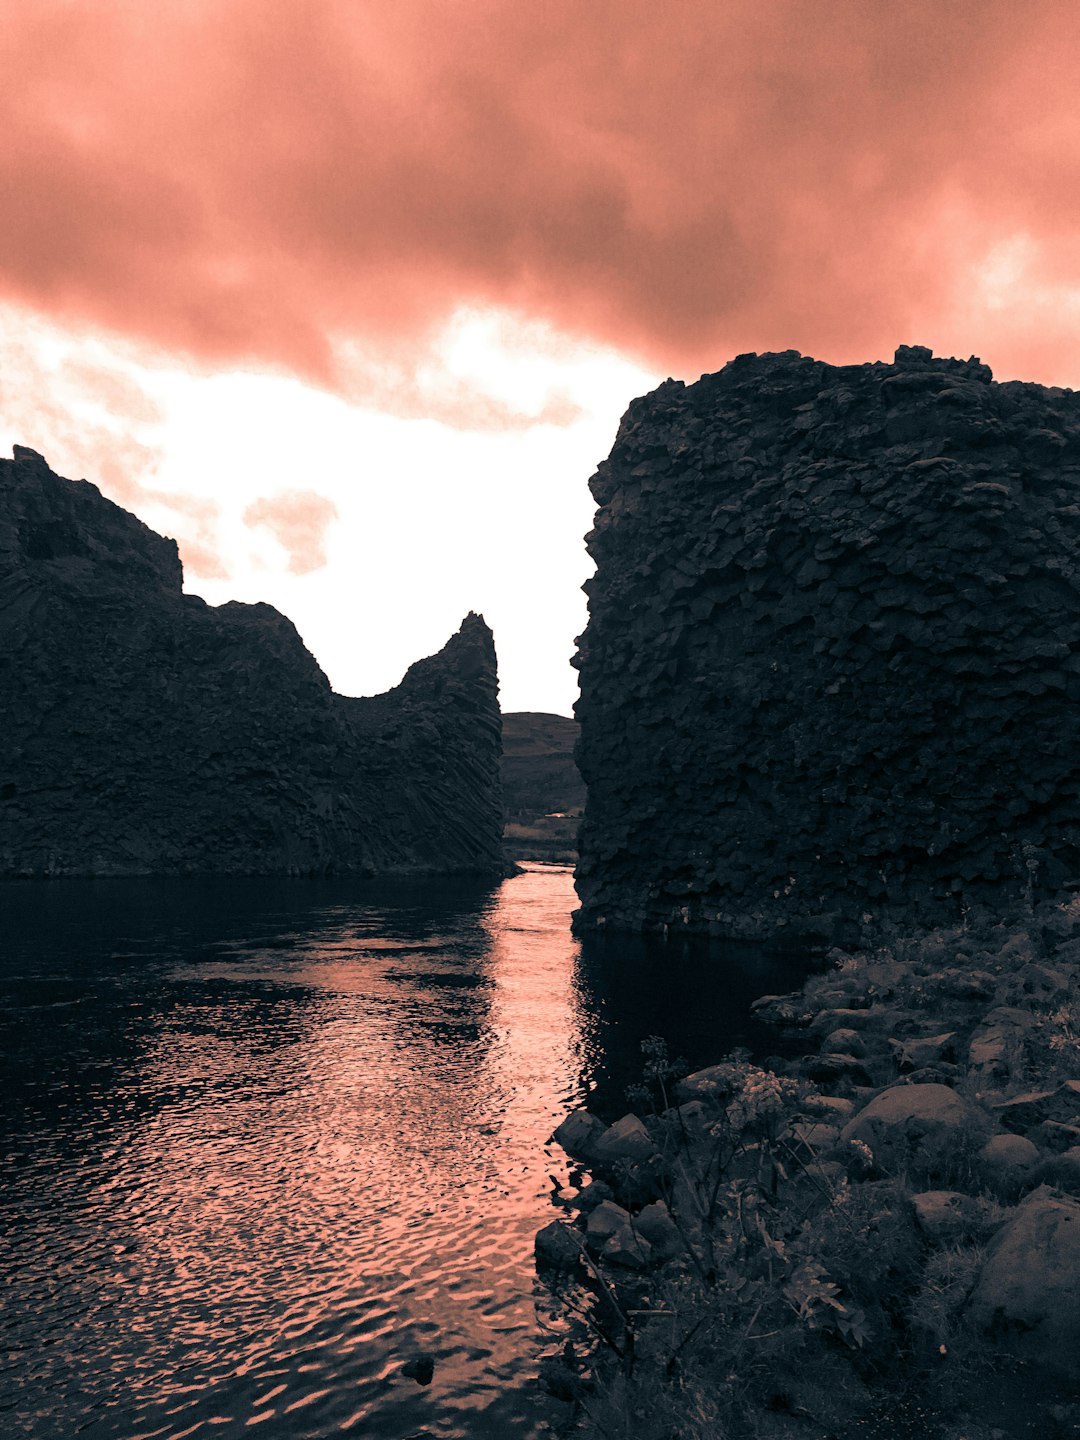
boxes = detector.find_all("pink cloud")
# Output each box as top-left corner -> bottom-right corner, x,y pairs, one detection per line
243,491 -> 339,574
0,3 -> 1079,386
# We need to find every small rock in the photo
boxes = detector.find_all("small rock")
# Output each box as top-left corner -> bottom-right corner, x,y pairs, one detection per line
1031,1120 -> 1080,1154
790,1121 -> 841,1156
402,1352 -> 436,1386
535,1221 -> 581,1272
993,1082 -> 1080,1134
800,1052 -> 874,1087
911,1189 -> 990,1244
676,1064 -> 744,1102
1026,1146 -> 1080,1198
889,1032 -> 957,1070
585,1199 -> 631,1249
968,1007 -> 1033,1077
592,1113 -> 659,1166
602,1221 -> 652,1269
966,1187 -> 1080,1377
632,1199 -> 682,1259
801,1093 -> 856,1120
553,1109 -> 606,1160
572,1179 -> 614,1212
979,1133 -> 1041,1199
824,1027 -> 866,1057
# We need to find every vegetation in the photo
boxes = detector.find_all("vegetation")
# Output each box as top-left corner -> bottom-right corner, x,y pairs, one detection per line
538,904 -> 1080,1440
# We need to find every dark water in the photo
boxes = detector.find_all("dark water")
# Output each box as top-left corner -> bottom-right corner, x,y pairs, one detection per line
0,863 -> 809,1440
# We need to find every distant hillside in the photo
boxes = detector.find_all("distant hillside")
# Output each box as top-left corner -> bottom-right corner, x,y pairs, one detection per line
501,711 -> 584,862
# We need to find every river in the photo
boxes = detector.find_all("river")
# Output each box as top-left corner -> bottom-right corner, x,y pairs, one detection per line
0,863 -> 809,1439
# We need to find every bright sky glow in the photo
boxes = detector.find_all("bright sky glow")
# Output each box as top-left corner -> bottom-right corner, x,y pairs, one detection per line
0,303 -> 655,714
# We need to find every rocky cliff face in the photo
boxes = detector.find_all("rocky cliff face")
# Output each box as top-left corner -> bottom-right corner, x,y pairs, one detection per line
574,346 -> 1080,940
0,446 -> 504,877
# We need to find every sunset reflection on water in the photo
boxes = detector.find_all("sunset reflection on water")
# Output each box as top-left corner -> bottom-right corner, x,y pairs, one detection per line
0,864 -> 808,1439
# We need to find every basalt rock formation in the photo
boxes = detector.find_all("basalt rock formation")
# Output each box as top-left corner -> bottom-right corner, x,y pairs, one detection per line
574,346 -> 1080,940
0,446 -> 504,877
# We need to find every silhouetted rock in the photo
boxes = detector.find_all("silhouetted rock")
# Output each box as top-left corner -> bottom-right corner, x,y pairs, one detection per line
0,447 -> 504,876
574,346 -> 1080,938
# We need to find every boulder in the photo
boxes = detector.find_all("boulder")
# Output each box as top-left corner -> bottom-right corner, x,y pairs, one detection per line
553,1109 -> 606,1160
592,1113 -> 658,1166
632,1200 -> 682,1260
910,1190 -> 991,1244
535,1221 -> 582,1272
601,1222 -> 652,1270
1026,1147 -> 1080,1198
978,1133 -> 1041,1200
823,1027 -> 866,1057
585,1199 -> 631,1247
966,1188 -> 1080,1377
992,1081 -> 1080,1135
840,1083 -> 990,1178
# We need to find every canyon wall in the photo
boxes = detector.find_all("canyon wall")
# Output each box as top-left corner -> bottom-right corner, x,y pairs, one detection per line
574,346 -> 1080,940
0,446 -> 504,877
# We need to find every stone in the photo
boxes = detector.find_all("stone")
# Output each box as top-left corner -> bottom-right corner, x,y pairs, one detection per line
591,1113 -> 658,1166
401,1352 -> 436,1386
800,1093 -> 856,1121
840,1083 -> 990,1178
910,1190 -> 990,1244
676,1064 -> 745,1103
585,1199 -> 632,1249
1026,1146 -> 1080,1198
571,1179 -> 614,1212
601,1222 -> 652,1270
823,1027 -> 866,1057
968,1008 -> 1034,1077
800,1053 -> 874,1087
993,1081 -> 1080,1134
790,1121 -> 841,1157
572,348 -> 1080,940
535,1220 -> 582,1271
632,1200 -> 682,1260
0,449 -> 504,877
889,1032 -> 957,1070
966,1188 -> 1080,1378
553,1110 -> 606,1160
979,1133 -> 1041,1199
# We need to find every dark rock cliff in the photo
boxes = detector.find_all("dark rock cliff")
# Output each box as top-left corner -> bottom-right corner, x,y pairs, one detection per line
0,446 -> 504,877
574,346 -> 1080,940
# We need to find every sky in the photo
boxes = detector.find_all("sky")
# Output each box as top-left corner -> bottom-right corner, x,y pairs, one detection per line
3,1 -> 1080,715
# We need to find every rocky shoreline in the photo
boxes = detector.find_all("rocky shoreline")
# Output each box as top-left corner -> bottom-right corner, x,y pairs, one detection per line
537,903 -> 1080,1439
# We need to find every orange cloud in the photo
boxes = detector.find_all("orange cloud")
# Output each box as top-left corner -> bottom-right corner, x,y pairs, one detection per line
244,491 -> 339,574
2,2 -> 1080,387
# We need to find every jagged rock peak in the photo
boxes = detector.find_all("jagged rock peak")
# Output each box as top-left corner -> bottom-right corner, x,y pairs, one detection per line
0,449 -> 504,877
575,347 -> 1080,941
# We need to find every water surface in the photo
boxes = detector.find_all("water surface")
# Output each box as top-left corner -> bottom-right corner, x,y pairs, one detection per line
0,864 -> 808,1439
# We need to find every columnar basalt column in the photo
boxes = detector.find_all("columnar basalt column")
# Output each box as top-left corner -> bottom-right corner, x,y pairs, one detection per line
574,347 -> 1080,940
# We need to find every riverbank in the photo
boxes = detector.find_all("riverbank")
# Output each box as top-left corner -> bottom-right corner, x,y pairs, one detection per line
537,900 -> 1080,1439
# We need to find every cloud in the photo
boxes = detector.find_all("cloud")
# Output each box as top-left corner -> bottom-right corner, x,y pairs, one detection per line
0,312 -> 228,576
1,2 -> 1080,388
243,491 -> 339,574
